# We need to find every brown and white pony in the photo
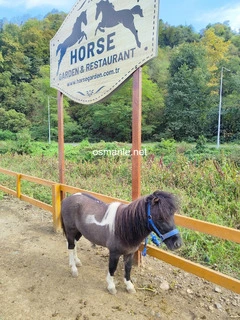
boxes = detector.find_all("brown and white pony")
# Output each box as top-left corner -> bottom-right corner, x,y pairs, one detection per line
61,190 -> 182,294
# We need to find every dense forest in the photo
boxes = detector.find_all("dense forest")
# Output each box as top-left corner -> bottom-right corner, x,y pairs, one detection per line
0,13 -> 240,143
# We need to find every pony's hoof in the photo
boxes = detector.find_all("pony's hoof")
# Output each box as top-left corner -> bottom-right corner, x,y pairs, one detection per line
108,286 -> 117,295
127,287 -> 136,294
124,279 -> 136,294
75,259 -> 82,267
72,271 -> 78,278
71,268 -> 78,277
106,273 -> 117,294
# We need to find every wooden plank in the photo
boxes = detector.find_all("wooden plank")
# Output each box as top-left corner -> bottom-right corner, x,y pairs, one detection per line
20,195 -> 53,213
0,167 -> 18,176
20,174 -> 55,187
141,244 -> 240,294
175,214 -> 240,243
0,185 -> 17,197
60,184 -> 129,204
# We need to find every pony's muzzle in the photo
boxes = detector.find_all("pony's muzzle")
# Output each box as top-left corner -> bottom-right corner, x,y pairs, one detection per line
173,235 -> 183,249
165,235 -> 182,250
174,238 -> 182,249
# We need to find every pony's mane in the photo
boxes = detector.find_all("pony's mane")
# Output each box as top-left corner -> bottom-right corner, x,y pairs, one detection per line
115,191 -> 178,246
115,196 -> 148,246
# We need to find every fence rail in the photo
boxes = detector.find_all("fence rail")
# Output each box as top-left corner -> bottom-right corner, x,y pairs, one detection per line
0,167 -> 239,294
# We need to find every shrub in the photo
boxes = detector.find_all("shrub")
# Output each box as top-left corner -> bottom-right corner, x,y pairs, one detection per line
0,130 -> 16,141
12,130 -> 32,155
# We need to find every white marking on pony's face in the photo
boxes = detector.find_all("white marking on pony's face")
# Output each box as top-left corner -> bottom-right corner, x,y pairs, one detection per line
85,202 -> 121,235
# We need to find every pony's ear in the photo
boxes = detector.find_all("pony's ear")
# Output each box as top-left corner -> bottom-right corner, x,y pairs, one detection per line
146,192 -> 160,204
151,190 -> 162,203
153,197 -> 159,203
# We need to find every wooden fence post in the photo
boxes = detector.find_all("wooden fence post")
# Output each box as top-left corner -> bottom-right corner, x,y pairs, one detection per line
16,174 -> 21,199
52,184 -> 62,232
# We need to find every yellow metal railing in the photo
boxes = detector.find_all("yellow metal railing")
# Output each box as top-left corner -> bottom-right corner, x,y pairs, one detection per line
0,167 -> 239,294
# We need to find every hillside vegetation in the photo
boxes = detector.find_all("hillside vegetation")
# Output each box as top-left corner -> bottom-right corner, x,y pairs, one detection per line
0,16 -> 240,143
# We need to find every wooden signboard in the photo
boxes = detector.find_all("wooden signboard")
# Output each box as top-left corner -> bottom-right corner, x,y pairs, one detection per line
50,0 -> 159,104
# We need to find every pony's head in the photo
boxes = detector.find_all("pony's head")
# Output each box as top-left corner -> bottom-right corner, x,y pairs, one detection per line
146,190 -> 182,250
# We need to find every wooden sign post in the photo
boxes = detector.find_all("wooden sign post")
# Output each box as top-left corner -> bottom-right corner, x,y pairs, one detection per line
132,67 -> 143,265
132,68 -> 142,201
57,91 -> 65,199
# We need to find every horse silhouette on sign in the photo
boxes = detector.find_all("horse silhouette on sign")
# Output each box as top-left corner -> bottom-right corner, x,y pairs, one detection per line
95,0 -> 143,48
56,10 -> 87,74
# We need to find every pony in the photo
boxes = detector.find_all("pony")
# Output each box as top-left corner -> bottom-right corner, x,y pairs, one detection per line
61,190 -> 182,294
95,0 -> 143,48
56,10 -> 87,74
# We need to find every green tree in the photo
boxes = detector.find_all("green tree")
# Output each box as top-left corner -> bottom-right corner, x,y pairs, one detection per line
0,108 -> 30,132
141,66 -> 165,140
68,66 -> 166,142
147,47 -> 170,90
165,43 -> 211,140
158,20 -> 199,48
205,22 -> 233,42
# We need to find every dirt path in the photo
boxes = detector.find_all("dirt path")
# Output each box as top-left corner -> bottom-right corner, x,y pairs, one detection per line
0,196 -> 239,320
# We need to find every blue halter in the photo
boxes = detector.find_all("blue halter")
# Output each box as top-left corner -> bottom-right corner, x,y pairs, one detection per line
142,202 -> 179,256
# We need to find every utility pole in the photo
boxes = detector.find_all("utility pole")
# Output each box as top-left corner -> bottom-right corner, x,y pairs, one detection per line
217,67 -> 230,148
48,96 -> 57,144
48,96 -> 51,144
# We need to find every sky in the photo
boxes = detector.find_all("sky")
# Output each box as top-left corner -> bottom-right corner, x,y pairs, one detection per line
0,0 -> 240,32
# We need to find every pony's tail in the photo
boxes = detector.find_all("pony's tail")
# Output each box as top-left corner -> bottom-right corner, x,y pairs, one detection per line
131,5 -> 143,17
61,212 -> 66,237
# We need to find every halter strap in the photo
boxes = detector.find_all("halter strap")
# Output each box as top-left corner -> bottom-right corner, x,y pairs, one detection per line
142,202 -> 179,256
147,202 -> 179,240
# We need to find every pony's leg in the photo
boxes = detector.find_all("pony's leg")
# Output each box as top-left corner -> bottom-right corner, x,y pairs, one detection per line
106,252 -> 120,294
123,253 -> 136,293
69,248 -> 78,277
67,233 -> 82,277
73,240 -> 82,267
